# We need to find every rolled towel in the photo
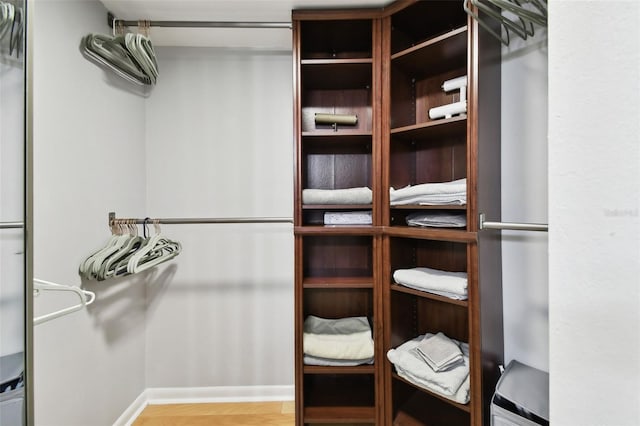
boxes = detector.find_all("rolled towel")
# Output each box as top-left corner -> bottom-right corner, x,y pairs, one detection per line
393,267 -> 467,299
406,211 -> 467,228
414,332 -> 464,372
303,315 -> 374,360
303,187 -> 372,205
387,334 -> 469,397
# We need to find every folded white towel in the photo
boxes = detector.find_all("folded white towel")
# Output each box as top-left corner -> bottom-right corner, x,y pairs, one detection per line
303,187 -> 372,205
414,332 -> 464,372
390,179 -> 466,206
303,316 -> 374,360
304,315 -> 371,335
304,354 -> 374,366
393,267 -> 467,299
387,334 -> 469,397
395,363 -> 470,404
406,211 -> 466,228
324,211 -> 372,225
395,283 -> 468,300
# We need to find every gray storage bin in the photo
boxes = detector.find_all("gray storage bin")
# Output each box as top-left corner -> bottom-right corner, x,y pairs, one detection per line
491,360 -> 549,426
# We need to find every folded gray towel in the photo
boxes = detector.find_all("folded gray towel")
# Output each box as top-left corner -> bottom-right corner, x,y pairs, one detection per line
414,332 -> 464,372
406,211 -> 466,228
324,211 -> 372,225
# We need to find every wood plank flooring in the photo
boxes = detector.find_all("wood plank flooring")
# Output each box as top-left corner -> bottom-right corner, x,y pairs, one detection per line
132,401 -> 295,426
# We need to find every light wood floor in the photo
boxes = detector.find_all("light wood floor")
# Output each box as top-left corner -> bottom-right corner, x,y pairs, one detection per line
132,401 -> 295,426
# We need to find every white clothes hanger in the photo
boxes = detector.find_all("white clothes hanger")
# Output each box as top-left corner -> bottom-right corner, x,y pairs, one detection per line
33,279 -> 96,326
125,220 -> 181,275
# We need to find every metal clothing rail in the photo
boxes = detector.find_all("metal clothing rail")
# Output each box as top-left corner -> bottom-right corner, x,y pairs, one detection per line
479,213 -> 548,232
109,212 -> 293,225
107,12 -> 293,30
0,221 -> 24,229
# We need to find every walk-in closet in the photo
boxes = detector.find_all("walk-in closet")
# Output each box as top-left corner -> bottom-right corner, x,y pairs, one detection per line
1,0 -> 639,425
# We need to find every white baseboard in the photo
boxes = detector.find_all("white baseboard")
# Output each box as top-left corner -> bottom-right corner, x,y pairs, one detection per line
112,390 -> 149,426
113,385 -> 295,426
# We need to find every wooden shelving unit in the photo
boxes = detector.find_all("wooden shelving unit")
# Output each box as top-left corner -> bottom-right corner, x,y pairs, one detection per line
293,1 -> 502,425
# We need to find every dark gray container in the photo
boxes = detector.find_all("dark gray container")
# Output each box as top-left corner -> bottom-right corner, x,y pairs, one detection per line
491,360 -> 549,426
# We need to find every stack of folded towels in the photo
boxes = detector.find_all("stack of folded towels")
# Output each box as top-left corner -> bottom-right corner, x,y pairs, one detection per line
390,178 -> 466,206
303,315 -> 375,366
303,187 -> 372,205
406,211 -> 466,228
393,267 -> 468,300
387,332 -> 470,404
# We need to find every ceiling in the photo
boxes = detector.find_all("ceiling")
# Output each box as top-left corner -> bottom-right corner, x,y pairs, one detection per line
99,0 -> 393,49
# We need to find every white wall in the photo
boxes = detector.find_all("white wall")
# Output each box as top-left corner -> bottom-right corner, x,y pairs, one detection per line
501,30 -> 548,371
32,1 -> 147,425
0,47 -> 25,357
143,47 -> 294,390
548,1 -> 640,425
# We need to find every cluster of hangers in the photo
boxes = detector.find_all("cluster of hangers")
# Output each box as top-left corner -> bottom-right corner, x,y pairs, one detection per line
81,20 -> 158,86
0,1 -> 23,58
79,218 -> 181,281
464,0 -> 547,46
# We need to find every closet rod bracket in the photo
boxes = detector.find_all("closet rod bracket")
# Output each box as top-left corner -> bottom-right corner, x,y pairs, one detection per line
479,213 -> 548,232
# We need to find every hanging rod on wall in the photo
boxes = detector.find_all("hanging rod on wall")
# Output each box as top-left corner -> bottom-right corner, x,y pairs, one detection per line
0,221 -> 24,229
479,213 -> 548,232
109,212 -> 293,226
107,12 -> 292,30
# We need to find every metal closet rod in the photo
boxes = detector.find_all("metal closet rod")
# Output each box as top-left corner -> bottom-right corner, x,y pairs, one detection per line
109,212 -> 293,225
479,213 -> 548,232
0,221 -> 24,229
107,12 -> 292,30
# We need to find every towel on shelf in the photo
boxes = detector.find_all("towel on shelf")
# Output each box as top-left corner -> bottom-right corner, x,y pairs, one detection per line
387,333 -> 469,400
414,332 -> 464,372
324,211 -> 372,225
303,187 -> 372,205
406,211 -> 466,228
304,354 -> 374,366
303,315 -> 374,360
390,178 -> 466,206
395,363 -> 470,404
393,267 -> 468,300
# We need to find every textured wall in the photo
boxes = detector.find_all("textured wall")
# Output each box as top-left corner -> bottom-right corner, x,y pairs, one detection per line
548,2 -> 640,424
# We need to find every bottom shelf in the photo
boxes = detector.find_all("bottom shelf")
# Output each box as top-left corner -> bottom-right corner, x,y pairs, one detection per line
392,376 -> 470,426
304,374 -> 376,424
305,406 -> 376,424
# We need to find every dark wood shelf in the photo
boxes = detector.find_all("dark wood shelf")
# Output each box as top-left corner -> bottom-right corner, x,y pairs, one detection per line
391,204 -> 466,210
392,373 -> 471,413
302,58 -> 373,66
295,225 -> 381,236
383,226 -> 476,243
303,276 -> 374,289
303,204 -> 373,210
391,26 -> 467,78
302,130 -> 372,138
390,284 -> 468,307
304,364 -> 375,374
304,406 -> 376,423
302,61 -> 372,90
390,115 -> 467,141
